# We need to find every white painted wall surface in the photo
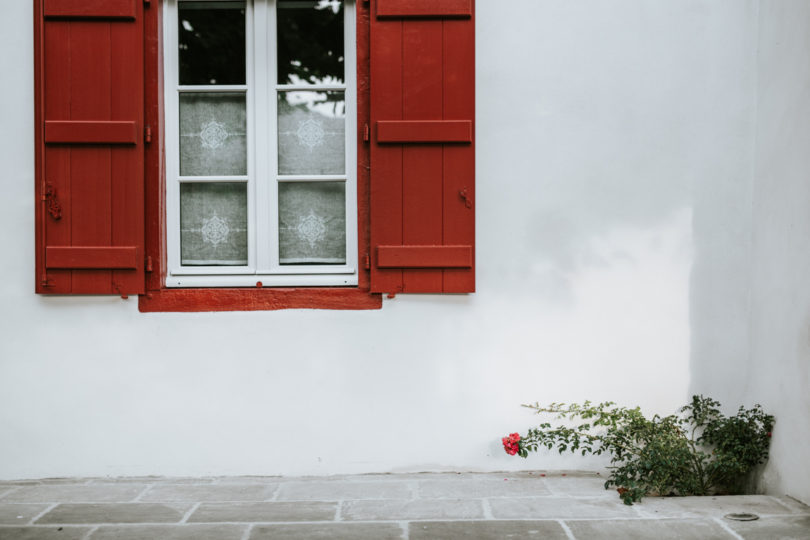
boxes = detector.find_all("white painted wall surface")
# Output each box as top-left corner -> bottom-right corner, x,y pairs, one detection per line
0,0 -> 803,503
689,0 -> 810,505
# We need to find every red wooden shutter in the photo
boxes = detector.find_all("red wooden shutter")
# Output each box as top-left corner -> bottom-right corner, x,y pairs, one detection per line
370,0 -> 475,294
35,0 -> 145,295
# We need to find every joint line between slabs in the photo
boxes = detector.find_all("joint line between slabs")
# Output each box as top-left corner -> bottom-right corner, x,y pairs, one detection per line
712,517 -> 745,540
132,484 -> 155,502
769,496 -> 800,512
398,521 -> 409,540
81,525 -> 99,540
0,487 -> 22,500
29,502 -> 59,525
558,520 -> 576,540
268,484 -> 282,501
334,500 -> 343,521
540,477 -> 561,497
240,523 -> 253,540
180,502 -> 201,524
481,498 -> 493,520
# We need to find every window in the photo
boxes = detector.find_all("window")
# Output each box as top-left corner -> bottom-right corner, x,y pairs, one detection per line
34,0 -> 475,307
164,0 -> 357,287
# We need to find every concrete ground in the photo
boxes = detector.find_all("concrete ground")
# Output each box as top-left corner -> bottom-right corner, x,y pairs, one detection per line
0,472 -> 808,539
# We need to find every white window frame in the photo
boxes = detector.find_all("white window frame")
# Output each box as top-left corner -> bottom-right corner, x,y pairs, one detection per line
163,0 -> 358,287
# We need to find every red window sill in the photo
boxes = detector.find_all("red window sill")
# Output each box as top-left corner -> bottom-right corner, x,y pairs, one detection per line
138,287 -> 382,312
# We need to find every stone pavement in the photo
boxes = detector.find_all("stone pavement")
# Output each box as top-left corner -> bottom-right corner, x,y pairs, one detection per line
0,472 -> 808,539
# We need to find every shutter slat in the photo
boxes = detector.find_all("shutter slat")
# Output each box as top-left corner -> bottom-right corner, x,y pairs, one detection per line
377,246 -> 472,268
45,121 -> 138,144
377,0 -> 471,19
46,247 -> 139,269
44,0 -> 136,19
377,120 -> 471,143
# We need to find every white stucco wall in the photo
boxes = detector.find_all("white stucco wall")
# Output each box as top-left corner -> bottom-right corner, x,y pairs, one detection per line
1,0 -> 804,502
689,0 -> 810,505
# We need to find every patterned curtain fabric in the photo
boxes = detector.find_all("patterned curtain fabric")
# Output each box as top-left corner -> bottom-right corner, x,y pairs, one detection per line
278,91 -> 345,175
180,93 -> 248,177
180,183 -> 248,265
279,182 -> 346,264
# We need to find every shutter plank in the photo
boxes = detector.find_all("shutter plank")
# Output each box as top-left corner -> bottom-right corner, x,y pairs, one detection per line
70,22 -> 114,293
111,17 -> 145,293
377,0 -> 471,18
42,20 -> 73,292
44,0 -> 137,19
442,18 -> 476,292
378,246 -> 472,268
377,120 -> 471,143
370,18 -> 405,293
47,247 -> 139,269
402,20 -> 443,292
45,121 -> 138,144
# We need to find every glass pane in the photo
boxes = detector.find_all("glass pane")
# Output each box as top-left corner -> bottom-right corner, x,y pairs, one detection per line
178,1 -> 246,85
278,91 -> 345,175
180,183 -> 248,265
279,182 -> 346,265
180,93 -> 247,176
278,0 -> 344,85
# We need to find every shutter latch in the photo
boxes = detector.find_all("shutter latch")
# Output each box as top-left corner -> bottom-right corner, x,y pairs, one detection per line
144,126 -> 152,144
42,183 -> 62,220
145,256 -> 153,272
363,253 -> 370,270
459,186 -> 472,209
363,123 -> 370,143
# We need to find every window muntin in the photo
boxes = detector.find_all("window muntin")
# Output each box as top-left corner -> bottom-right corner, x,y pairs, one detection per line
164,0 -> 357,287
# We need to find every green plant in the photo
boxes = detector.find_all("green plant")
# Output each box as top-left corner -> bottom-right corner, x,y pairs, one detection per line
503,395 -> 774,504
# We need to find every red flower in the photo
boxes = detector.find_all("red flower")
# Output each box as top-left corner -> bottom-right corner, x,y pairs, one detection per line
502,433 -> 521,456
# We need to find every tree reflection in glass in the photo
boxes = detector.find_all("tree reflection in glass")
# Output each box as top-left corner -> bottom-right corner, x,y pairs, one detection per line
278,0 -> 344,85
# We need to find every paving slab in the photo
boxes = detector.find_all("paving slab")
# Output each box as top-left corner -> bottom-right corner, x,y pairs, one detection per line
187,501 -> 336,523
141,484 -> 277,502
341,499 -> 484,521
0,527 -> 93,540
249,523 -> 405,539
276,481 -> 411,501
566,518 -> 736,539
0,503 -> 52,525
770,496 -> 810,513
635,495 -> 804,519
418,476 -> 550,499
89,524 -> 248,540
724,515 -> 810,539
542,475 -> 613,497
489,496 -> 637,519
35,503 -> 190,524
410,520 -> 569,539
3,484 -> 147,503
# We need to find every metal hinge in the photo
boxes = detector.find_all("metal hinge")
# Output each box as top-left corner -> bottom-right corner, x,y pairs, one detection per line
363,253 -> 370,270
363,123 -> 370,143
144,126 -> 152,144
145,256 -> 153,272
